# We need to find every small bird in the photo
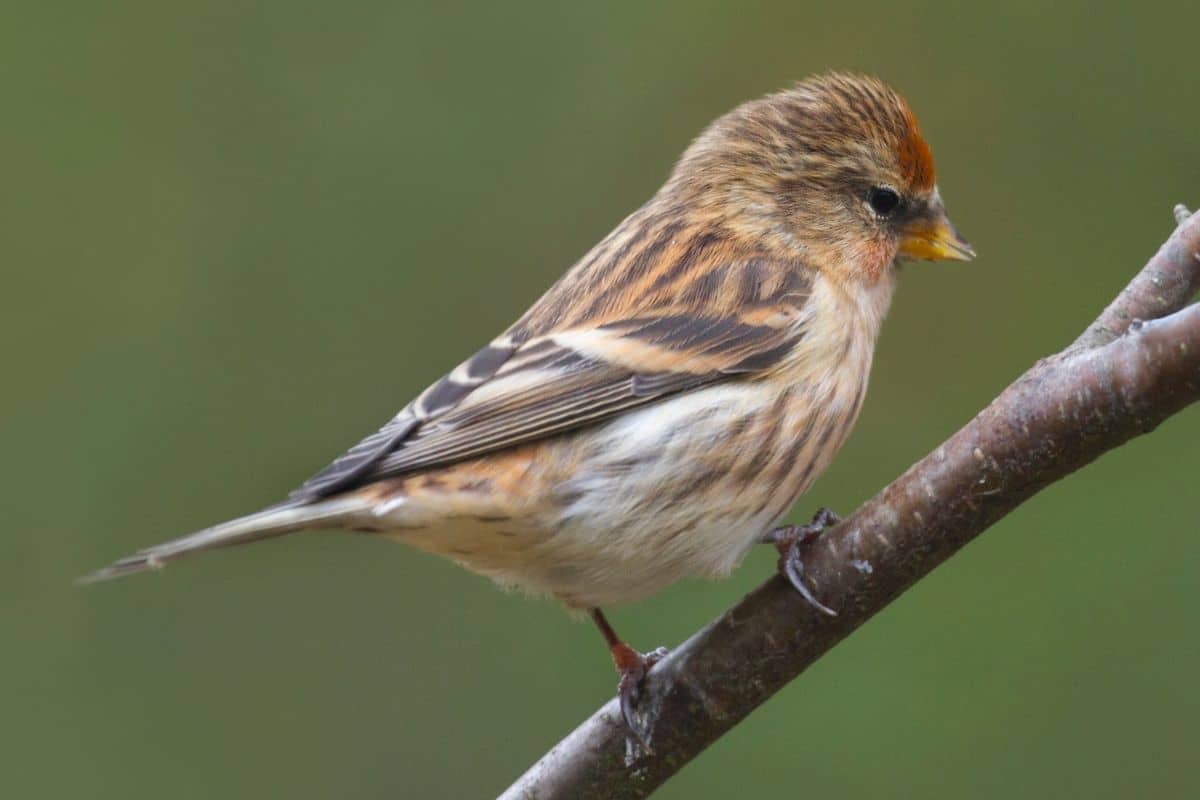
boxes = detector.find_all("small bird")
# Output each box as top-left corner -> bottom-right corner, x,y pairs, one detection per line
84,73 -> 972,739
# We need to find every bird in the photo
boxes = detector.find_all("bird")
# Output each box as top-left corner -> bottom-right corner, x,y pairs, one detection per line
82,72 -> 973,742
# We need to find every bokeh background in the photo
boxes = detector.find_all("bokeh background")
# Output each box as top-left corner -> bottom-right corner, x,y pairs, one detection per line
6,2 -> 1200,797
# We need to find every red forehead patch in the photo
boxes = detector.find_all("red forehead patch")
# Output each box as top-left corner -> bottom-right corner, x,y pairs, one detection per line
897,104 -> 936,191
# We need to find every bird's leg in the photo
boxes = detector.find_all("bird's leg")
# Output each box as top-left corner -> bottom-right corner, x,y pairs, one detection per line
589,608 -> 668,745
761,507 -> 841,617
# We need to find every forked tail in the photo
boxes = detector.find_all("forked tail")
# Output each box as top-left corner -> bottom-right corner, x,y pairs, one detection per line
78,497 -> 368,584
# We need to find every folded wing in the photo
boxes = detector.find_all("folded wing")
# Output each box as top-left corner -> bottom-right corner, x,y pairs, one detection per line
291,304 -> 807,500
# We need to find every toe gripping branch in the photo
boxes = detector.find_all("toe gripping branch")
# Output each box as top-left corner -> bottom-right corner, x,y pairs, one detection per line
763,507 -> 841,617
590,609 -> 668,747
611,642 -> 669,746
587,506 -> 841,748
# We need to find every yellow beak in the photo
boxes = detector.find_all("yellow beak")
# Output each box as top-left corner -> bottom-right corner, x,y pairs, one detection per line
898,215 -> 975,262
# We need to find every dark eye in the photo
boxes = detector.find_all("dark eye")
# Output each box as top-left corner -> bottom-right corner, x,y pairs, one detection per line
867,186 -> 901,216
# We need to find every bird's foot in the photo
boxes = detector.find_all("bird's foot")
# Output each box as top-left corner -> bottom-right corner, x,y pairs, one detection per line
762,507 -> 841,617
611,642 -> 669,747
589,608 -> 669,747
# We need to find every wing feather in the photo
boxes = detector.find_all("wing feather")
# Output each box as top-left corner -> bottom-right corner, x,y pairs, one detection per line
290,248 -> 813,500
355,309 -> 801,483
289,337 -> 522,499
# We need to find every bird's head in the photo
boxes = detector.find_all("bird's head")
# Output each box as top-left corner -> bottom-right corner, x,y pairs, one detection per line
668,73 -> 974,284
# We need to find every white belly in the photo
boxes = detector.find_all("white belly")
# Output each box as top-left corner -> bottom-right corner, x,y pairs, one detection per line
379,275 -> 888,609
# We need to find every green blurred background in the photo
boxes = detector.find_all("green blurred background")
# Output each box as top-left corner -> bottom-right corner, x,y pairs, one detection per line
6,2 -> 1199,797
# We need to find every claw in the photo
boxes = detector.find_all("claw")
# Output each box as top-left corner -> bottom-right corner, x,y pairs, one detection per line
779,543 -> 838,616
763,507 -> 841,616
614,645 -> 668,746
590,608 -> 668,748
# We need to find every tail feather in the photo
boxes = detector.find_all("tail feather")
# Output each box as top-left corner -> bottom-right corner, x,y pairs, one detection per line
78,497 -> 369,584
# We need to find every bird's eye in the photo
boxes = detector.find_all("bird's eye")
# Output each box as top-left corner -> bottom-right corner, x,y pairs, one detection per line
867,186 -> 901,216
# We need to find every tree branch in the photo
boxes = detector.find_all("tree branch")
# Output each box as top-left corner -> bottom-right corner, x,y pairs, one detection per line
501,206 -> 1200,800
